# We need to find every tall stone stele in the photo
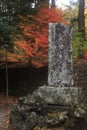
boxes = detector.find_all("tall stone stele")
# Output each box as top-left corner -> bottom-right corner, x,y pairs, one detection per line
35,23 -> 81,105
48,23 -> 73,87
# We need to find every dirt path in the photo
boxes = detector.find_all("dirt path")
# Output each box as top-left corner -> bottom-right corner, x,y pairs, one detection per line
0,105 -> 11,130
0,93 -> 18,130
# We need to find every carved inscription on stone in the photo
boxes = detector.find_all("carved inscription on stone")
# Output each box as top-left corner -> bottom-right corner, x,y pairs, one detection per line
48,23 -> 73,87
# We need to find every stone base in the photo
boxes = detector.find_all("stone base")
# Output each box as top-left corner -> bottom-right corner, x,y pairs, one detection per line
33,85 -> 82,106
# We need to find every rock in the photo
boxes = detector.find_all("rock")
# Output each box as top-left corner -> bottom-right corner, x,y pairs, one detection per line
25,112 -> 38,130
74,107 -> 86,117
19,94 -> 47,114
37,115 -> 46,128
58,112 -> 68,120
9,94 -> 48,130
45,111 -> 68,127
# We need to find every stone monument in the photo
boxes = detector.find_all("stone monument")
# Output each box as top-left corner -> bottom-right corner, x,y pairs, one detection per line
9,23 -> 83,130
34,23 -> 81,106
48,23 -> 73,87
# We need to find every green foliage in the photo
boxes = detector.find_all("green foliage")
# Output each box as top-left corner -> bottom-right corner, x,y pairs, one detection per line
0,0 -> 49,52
72,31 -> 87,59
64,0 -> 78,25
0,0 -> 19,49
64,0 -> 87,59
0,0 -> 37,50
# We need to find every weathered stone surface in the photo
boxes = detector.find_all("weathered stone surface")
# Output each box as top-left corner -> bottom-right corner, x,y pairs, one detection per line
9,95 -> 47,130
9,93 -> 87,130
33,85 -> 82,105
48,23 -> 73,87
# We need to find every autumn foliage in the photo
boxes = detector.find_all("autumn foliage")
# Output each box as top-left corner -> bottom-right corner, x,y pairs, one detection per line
16,8 -> 67,67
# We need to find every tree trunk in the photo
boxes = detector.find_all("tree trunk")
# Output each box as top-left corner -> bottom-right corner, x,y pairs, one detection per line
51,0 -> 55,8
78,0 -> 85,36
5,48 -> 9,105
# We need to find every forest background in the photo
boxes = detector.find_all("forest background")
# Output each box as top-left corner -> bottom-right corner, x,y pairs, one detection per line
0,0 -> 87,68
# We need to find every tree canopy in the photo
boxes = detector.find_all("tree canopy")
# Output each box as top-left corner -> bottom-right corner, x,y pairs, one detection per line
0,0 -> 40,49
1,0 -> 86,67
16,7 -> 66,67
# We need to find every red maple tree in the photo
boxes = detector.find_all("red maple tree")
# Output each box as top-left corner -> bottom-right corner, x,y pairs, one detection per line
16,8 -> 67,67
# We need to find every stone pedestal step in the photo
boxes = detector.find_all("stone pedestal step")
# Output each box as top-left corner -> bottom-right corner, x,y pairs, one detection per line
33,85 -> 82,106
